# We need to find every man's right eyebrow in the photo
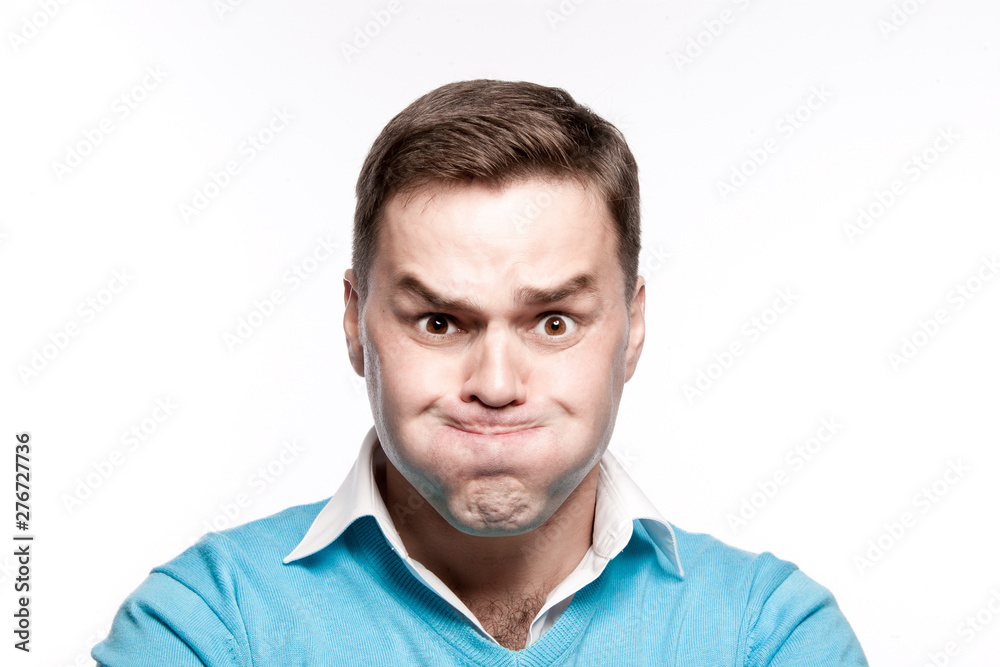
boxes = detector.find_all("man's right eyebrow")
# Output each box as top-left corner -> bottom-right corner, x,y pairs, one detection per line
392,275 -> 483,312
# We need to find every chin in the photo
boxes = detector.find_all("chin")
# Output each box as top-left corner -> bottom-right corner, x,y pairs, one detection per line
445,484 -> 544,536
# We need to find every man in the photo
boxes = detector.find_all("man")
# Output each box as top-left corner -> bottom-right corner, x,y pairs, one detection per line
94,80 -> 868,665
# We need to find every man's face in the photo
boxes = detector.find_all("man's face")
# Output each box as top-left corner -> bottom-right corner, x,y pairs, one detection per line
344,177 -> 645,537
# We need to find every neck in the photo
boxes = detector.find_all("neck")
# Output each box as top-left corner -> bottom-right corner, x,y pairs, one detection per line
375,444 -> 599,646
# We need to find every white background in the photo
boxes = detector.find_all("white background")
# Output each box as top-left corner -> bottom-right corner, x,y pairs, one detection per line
2,1 -> 999,665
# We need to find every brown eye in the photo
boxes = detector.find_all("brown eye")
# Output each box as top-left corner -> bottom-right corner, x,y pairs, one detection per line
424,315 -> 450,335
538,314 -> 575,336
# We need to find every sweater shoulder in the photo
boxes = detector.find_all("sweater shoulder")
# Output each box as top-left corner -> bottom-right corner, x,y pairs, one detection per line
665,523 -> 847,631
667,522 -> 801,595
215,498 -> 329,554
154,498 -> 329,581
642,523 -> 866,664
94,500 -> 333,666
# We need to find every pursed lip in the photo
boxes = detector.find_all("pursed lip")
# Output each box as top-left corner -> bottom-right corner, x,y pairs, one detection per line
447,423 -> 540,436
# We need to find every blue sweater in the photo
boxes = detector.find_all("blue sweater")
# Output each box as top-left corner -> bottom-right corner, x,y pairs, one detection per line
94,500 -> 867,665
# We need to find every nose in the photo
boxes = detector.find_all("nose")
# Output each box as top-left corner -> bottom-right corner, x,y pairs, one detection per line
460,324 -> 527,408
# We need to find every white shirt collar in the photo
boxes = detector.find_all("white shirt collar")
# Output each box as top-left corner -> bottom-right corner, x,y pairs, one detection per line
284,426 -> 683,645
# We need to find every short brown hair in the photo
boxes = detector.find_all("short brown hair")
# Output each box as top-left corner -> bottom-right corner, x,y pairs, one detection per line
352,79 -> 641,301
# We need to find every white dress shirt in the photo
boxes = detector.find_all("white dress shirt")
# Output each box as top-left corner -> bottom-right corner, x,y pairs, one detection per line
284,426 -> 683,649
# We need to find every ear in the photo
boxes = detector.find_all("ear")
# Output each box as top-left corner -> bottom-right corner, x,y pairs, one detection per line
344,269 -> 365,377
624,276 -> 646,382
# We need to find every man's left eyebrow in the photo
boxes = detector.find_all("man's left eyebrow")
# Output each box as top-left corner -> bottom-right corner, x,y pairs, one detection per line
515,274 -> 600,305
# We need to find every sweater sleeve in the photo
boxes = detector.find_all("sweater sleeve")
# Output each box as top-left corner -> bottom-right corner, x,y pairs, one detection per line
743,557 -> 869,667
92,571 -> 241,667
